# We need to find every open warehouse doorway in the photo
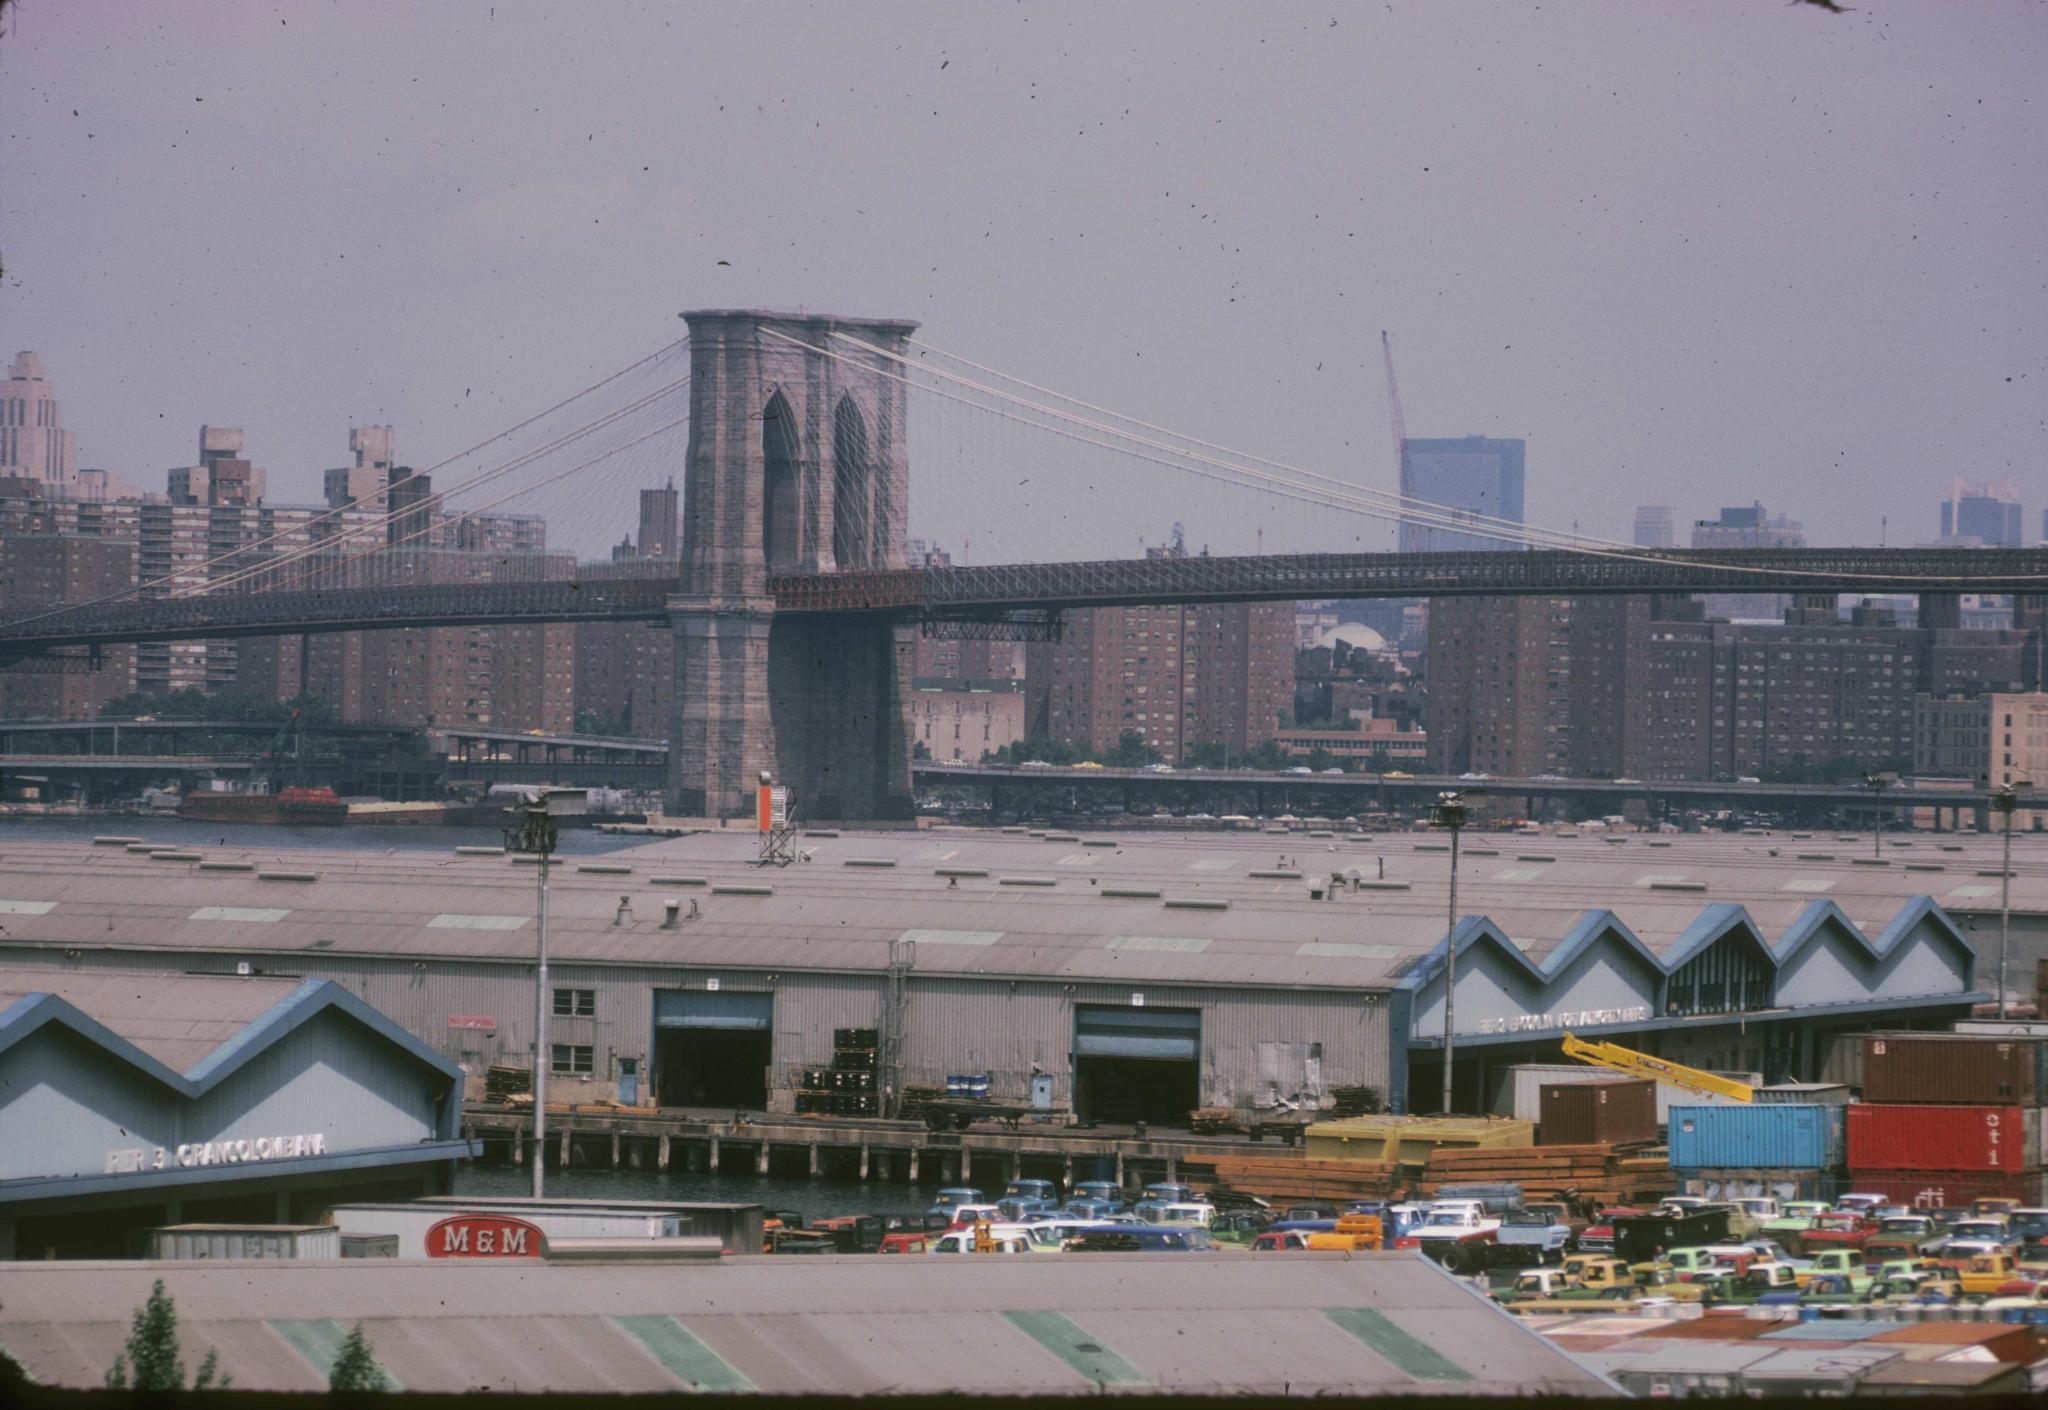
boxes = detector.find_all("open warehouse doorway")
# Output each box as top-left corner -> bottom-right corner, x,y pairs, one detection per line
654,989 -> 772,1109
1072,1005 -> 1201,1127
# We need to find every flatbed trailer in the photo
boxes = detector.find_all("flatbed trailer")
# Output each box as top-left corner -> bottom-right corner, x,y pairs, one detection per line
920,1099 -> 1071,1131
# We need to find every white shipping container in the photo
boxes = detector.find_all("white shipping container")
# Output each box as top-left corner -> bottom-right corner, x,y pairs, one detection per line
145,1224 -> 341,1261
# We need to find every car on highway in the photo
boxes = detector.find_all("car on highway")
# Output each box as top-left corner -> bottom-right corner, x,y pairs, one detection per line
1284,766 -> 1313,775
1019,760 -> 1054,769
1458,772 -> 1489,781
1321,767 -> 1345,775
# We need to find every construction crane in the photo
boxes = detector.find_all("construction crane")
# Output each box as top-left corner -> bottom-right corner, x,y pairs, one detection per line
1560,1031 -> 1755,1103
1380,330 -> 1408,550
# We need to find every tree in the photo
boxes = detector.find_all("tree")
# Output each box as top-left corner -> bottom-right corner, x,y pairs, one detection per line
328,1323 -> 388,1393
1103,729 -> 1159,768
105,1280 -> 228,1391
1243,739 -> 1292,772
1304,747 -> 1339,772
911,738 -> 931,761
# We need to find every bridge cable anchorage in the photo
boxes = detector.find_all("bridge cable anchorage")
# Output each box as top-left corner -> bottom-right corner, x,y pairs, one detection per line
0,340 -> 689,632
858,329 -> 2048,586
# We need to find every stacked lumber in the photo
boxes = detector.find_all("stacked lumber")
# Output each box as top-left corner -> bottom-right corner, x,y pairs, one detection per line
1192,1155 -> 1402,1203
1189,1107 -> 1243,1136
1420,1142 -> 1673,1206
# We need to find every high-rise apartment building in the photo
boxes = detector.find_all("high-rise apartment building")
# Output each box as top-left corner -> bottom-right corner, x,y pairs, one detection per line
1425,596 -> 1573,776
1025,536 -> 1292,760
323,426 -> 396,511
167,426 -> 265,507
0,534 -> 136,717
1399,436 -> 1526,553
1632,505 -> 1676,549
637,480 -> 680,560
1692,502 -> 1805,621
1938,479 -> 2022,547
0,352 -> 81,498
1915,692 -> 2048,791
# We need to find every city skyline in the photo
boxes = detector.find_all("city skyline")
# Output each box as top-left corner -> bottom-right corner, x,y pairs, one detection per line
5,5 -> 2045,557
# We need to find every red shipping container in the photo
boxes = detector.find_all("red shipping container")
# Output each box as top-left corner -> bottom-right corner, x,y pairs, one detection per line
1847,1103 -> 2040,1173
1842,1168 -> 2046,1210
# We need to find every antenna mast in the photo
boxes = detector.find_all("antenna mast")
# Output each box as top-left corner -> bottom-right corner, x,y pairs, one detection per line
1381,331 -> 1408,549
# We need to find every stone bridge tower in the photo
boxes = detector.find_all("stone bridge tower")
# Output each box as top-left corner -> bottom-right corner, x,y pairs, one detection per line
667,310 -> 919,820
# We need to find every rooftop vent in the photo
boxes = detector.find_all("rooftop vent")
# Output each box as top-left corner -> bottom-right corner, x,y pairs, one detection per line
1464,847 -> 1500,857
94,835 -> 143,846
935,867 -> 989,879
1795,853 -> 1835,862
257,870 -> 318,882
197,860 -> 256,872
1850,858 -> 1890,867
999,876 -> 1057,887
1517,854 -> 1557,863
650,875 -> 708,887
711,883 -> 773,897
455,845 -> 505,857
614,894 -> 633,926
805,830 -> 840,839
1163,896 -> 1230,911
1649,880 -> 1708,893
578,863 -> 633,876
1250,869 -> 1303,880
151,851 -> 202,862
844,858 -> 897,869
1903,863 -> 1945,872
1414,843 -> 1448,853
1354,880 -> 1411,891
1101,886 -> 1162,899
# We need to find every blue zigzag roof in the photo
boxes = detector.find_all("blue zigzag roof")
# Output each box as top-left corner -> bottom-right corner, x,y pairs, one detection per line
1394,896 -> 1974,1007
0,977 -> 463,1100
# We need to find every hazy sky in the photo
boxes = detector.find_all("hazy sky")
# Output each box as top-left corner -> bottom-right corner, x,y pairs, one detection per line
4,1 -> 2044,558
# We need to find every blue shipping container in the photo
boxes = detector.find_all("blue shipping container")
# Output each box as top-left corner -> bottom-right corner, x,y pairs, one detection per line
1666,1103 -> 1842,1171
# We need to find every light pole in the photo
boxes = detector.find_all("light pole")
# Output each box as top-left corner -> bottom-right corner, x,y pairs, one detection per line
1989,778 -> 2031,1019
1863,770 -> 1898,861
1432,789 -> 1470,1115
506,788 -> 584,1197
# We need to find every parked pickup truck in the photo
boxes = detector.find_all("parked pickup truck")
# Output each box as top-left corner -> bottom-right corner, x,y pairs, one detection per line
1574,1208 -> 1641,1256
1864,1214 -> 1947,1261
1396,1202 -> 1501,1273
1761,1200 -> 1832,1245
1726,1198 -> 1780,1241
1956,1252 -> 2025,1296
1796,1211 -> 1876,1258
1794,1250 -> 1872,1291
1519,1201 -> 1586,1248
1493,1209 -> 1571,1266
1500,1259 -> 1651,1304
1696,1263 -> 1800,1304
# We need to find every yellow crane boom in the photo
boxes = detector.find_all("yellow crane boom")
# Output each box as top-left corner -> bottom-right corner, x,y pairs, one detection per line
1560,1031 -> 1754,1103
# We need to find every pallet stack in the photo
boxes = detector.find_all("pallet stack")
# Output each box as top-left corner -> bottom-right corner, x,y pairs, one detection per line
795,1028 -> 881,1116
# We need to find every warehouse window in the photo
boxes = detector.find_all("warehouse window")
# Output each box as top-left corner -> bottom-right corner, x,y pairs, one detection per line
1666,931 -> 1772,1017
551,1044 -> 594,1074
554,988 -> 595,1016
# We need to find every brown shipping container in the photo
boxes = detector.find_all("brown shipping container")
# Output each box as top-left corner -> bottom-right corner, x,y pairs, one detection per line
1858,1033 -> 2043,1105
1538,1078 -> 1657,1146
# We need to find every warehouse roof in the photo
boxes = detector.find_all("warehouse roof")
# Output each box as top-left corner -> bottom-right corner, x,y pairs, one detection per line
0,830 -> 1989,994
0,1253 -> 1617,1396
0,965 -> 463,1095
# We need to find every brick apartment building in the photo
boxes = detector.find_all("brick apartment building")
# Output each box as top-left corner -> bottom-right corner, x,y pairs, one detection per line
1025,598 -> 1293,763
1429,593 -> 2045,783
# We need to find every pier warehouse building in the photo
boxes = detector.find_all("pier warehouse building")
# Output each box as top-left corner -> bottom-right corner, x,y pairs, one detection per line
0,967 -> 474,1259
0,829 -> 2010,1136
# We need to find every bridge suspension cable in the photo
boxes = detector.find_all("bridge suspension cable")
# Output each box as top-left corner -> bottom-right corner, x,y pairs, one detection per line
0,339 -> 691,631
832,330 -> 2048,587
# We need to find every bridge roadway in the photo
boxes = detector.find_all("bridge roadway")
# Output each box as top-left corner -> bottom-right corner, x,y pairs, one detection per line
3,546 -> 2045,655
913,762 -> 1992,813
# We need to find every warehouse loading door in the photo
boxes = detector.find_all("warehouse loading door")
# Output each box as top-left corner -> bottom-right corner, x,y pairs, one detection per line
1073,1005 -> 1200,1127
654,989 -> 773,1110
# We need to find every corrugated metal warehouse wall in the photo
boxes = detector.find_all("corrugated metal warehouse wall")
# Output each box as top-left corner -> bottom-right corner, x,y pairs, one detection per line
0,945 -> 1393,1114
